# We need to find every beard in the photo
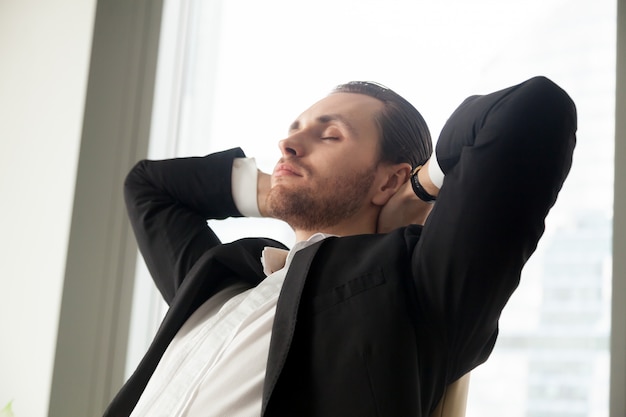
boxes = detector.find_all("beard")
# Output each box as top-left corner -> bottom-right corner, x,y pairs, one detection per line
266,165 -> 376,232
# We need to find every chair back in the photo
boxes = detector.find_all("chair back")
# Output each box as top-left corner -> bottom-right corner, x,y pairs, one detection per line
429,373 -> 470,417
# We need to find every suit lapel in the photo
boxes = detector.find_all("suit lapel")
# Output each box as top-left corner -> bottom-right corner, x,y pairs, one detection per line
105,237 -> 287,417
261,241 -> 322,415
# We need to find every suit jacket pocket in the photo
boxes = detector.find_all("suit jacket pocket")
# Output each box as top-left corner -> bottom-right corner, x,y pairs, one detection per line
311,269 -> 386,314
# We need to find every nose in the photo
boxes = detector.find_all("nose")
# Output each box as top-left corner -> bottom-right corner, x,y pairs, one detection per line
278,135 -> 301,157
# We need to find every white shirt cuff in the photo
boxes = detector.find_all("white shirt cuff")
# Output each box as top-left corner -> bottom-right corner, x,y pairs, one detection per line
428,151 -> 445,189
232,157 -> 262,217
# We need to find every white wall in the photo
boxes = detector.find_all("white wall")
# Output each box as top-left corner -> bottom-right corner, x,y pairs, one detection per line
0,1 -> 96,416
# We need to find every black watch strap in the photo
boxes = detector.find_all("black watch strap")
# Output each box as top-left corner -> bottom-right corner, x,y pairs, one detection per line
410,165 -> 436,203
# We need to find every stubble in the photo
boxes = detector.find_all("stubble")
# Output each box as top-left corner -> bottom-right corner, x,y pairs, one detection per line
266,167 -> 376,232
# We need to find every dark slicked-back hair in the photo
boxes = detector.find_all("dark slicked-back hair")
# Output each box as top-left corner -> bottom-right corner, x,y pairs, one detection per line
332,81 -> 432,168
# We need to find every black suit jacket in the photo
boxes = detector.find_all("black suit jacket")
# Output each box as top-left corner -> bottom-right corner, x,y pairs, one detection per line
104,77 -> 576,416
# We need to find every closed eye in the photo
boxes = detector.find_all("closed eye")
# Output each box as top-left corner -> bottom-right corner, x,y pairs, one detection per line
321,136 -> 339,141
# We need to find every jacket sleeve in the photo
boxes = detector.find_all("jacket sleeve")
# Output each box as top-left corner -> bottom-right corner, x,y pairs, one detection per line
124,147 -> 246,304
411,76 -> 577,381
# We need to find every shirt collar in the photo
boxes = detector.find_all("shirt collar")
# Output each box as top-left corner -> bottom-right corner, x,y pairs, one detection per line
261,233 -> 333,276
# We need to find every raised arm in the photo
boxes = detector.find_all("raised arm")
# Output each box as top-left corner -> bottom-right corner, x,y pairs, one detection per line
124,148 -> 246,304
413,76 -> 577,379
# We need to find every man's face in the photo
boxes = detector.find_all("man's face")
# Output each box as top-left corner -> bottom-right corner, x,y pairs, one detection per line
266,92 -> 385,232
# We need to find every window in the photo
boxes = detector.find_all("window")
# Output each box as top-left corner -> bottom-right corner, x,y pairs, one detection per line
127,1 -> 616,415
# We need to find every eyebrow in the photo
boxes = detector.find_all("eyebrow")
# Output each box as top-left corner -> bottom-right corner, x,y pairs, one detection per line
289,114 -> 359,137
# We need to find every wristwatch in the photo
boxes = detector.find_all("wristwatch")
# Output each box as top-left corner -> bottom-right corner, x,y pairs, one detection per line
410,165 -> 437,203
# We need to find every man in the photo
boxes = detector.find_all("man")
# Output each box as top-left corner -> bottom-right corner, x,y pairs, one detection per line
104,76 -> 576,416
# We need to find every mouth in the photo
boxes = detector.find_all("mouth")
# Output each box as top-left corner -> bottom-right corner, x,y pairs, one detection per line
273,162 -> 303,178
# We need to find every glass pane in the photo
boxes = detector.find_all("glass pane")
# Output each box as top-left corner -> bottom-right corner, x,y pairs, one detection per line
132,0 -> 615,415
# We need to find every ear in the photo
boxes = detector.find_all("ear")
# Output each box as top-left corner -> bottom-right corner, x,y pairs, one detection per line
371,162 -> 412,206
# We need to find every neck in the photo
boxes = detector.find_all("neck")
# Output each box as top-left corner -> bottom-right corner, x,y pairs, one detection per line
293,211 -> 378,242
